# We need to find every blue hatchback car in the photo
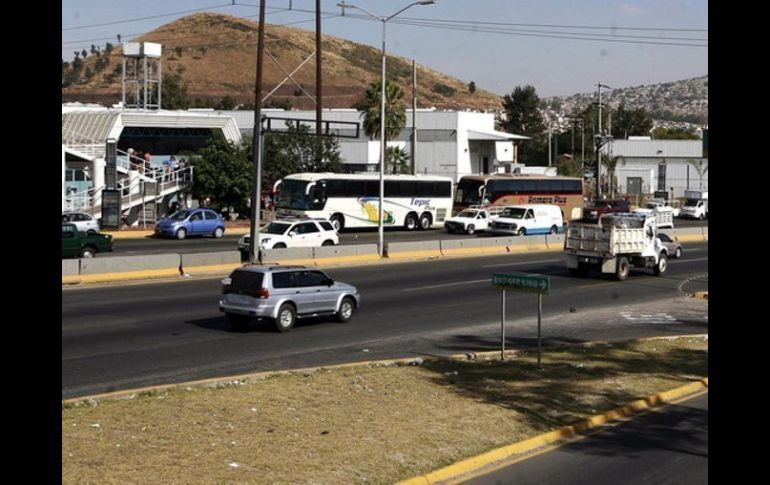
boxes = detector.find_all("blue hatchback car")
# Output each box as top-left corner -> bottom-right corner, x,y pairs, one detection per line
154,209 -> 226,240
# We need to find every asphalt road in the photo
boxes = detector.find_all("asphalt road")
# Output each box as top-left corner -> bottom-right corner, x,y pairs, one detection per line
465,392 -> 708,485
62,242 -> 708,399
105,219 -> 708,257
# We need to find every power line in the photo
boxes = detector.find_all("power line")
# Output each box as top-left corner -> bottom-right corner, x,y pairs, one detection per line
62,3 -> 235,31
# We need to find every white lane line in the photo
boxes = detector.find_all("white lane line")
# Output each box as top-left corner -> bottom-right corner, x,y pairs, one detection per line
403,278 -> 490,292
671,257 -> 709,263
482,259 -> 561,268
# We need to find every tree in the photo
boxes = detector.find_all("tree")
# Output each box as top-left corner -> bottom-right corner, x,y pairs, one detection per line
215,95 -> 237,110
262,122 -> 343,190
355,80 -> 406,143
651,127 -> 700,140
500,85 -> 548,165
468,81 -> 476,94
610,103 -> 653,139
81,49 -> 88,59
159,73 -> 189,109
386,146 -> 410,174
189,133 -> 253,214
688,159 -> 708,189
556,154 -> 582,178
104,42 -> 114,55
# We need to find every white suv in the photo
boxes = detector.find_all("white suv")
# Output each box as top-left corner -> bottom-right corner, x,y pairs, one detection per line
238,218 -> 339,255
61,211 -> 100,234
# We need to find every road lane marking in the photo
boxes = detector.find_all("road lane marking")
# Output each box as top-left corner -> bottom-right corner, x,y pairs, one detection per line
482,259 -> 561,268
402,278 -> 490,292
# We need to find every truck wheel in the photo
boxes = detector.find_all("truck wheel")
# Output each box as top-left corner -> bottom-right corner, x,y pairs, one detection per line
550,225 -> 558,235
466,224 -> 475,235
517,228 -> 527,236
81,247 -> 96,258
330,214 -> 344,232
336,296 -> 356,323
273,304 -> 296,332
419,213 -> 432,230
616,257 -> 630,281
405,213 -> 418,231
653,253 -> 668,276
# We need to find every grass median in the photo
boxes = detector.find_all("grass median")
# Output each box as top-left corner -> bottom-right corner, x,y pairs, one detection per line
62,336 -> 707,484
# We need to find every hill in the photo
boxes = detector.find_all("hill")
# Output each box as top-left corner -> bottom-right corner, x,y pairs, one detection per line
543,75 -> 708,127
61,12 -> 503,111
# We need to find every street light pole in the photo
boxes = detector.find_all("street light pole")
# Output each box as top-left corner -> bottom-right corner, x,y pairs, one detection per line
337,1 -> 436,258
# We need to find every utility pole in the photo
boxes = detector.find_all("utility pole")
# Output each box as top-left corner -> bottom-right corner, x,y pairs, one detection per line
411,59 -> 417,175
547,127 -> 552,167
595,82 -> 611,199
315,0 -> 322,136
249,0 -> 267,264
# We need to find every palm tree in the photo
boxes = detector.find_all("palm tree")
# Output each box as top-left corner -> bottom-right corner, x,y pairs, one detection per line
688,159 -> 708,189
601,155 -> 623,198
386,146 -> 410,174
357,80 -> 406,143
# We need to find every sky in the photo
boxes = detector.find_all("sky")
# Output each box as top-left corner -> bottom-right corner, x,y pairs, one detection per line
62,0 -> 708,98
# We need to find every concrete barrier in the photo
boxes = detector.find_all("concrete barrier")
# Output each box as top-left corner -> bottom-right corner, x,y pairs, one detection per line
385,240 -> 442,260
260,247 -> 316,266
668,227 -> 708,243
313,244 -> 380,266
78,254 -> 181,283
181,251 -> 242,275
62,259 -> 81,284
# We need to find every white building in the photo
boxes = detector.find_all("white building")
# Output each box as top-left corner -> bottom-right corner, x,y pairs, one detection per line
602,137 -> 708,199
215,109 -> 529,181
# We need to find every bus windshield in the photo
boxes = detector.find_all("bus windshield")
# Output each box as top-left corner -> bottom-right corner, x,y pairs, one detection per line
276,179 -> 327,210
454,178 -> 485,206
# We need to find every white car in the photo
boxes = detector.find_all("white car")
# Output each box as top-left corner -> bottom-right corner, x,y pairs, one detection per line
444,208 -> 491,235
638,200 -> 680,217
238,218 -> 339,254
61,211 -> 100,234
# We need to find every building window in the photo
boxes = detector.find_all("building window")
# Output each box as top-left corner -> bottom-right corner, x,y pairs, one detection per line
657,161 -> 666,192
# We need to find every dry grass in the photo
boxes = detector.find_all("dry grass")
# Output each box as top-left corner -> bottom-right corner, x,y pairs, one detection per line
62,336 -> 707,484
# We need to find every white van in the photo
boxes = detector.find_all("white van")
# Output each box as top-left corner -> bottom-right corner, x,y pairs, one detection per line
488,204 -> 564,236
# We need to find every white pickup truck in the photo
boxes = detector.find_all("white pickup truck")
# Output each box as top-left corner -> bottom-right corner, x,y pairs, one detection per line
564,213 -> 669,280
444,207 -> 499,235
632,200 -> 675,229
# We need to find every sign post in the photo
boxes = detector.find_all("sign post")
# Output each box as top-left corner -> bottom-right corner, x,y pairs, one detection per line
492,273 -> 550,366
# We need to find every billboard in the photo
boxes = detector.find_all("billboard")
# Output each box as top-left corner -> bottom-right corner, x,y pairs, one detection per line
101,189 -> 122,229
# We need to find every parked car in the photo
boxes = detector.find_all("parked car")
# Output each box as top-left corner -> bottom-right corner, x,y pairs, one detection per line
61,211 -> 100,234
219,265 -> 360,332
238,218 -> 338,256
62,222 -> 114,258
582,199 -> 631,221
444,208 -> 492,235
657,232 -> 683,258
488,204 -> 564,236
154,209 -> 226,239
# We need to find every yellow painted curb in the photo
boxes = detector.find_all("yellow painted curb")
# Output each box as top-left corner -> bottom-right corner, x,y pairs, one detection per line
62,275 -> 82,285
398,377 -> 708,485
675,234 -> 708,243
693,291 -> 708,300
182,262 -> 243,275
104,231 -> 154,240
386,250 -> 443,260
79,267 -> 181,284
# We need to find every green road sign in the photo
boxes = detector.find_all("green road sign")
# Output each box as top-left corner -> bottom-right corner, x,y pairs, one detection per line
492,273 -> 550,294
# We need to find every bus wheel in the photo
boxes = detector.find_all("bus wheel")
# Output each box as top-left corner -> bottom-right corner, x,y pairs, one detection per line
419,213 -> 432,230
330,214 -> 344,232
405,213 -> 418,231
550,225 -> 558,235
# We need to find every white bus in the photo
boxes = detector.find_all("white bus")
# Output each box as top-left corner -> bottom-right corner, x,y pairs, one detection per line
273,173 -> 454,231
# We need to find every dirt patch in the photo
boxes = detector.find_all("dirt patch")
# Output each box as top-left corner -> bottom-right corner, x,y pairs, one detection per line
62,336 -> 707,484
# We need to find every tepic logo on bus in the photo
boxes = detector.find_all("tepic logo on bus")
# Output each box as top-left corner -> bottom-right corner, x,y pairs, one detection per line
411,198 -> 432,207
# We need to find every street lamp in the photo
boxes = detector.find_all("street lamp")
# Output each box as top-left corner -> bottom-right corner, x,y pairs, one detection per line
337,0 -> 436,257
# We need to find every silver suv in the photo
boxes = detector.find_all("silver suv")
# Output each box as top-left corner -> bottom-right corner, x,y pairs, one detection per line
219,265 -> 360,332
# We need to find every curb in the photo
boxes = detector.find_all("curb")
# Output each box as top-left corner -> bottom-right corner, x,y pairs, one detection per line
398,377 -> 708,485
104,227 -> 251,240
693,291 -> 708,300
